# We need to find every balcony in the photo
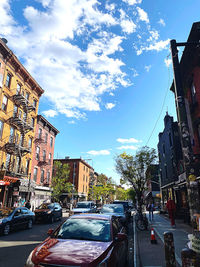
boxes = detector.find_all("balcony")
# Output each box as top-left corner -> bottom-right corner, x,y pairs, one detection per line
8,113 -> 34,133
37,157 -> 49,166
13,93 -> 36,112
4,137 -> 31,156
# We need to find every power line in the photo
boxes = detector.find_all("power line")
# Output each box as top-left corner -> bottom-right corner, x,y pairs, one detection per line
145,55 -> 172,146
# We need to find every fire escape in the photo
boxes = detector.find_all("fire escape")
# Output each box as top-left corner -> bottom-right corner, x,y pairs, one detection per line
2,90 -> 35,177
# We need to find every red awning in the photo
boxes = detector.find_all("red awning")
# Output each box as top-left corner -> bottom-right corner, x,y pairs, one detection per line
0,181 -> 10,186
3,176 -> 19,183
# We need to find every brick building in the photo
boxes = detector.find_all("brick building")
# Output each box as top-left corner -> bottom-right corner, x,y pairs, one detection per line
30,115 -> 59,208
53,158 -> 94,203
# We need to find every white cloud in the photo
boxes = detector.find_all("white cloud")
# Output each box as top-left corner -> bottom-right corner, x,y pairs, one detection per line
117,138 -> 141,143
117,145 -> 138,150
42,109 -> 58,117
122,0 -> 142,5
164,58 -> 172,67
120,19 -> 136,34
146,39 -> 170,52
105,103 -> 116,109
145,65 -> 151,72
137,7 -> 149,23
158,18 -> 166,26
86,150 -> 111,156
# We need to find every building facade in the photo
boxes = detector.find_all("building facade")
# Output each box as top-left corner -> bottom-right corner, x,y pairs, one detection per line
0,38 -> 44,207
53,158 -> 94,204
30,115 -> 59,209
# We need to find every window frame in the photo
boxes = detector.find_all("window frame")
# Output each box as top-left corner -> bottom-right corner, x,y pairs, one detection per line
2,95 -> 8,112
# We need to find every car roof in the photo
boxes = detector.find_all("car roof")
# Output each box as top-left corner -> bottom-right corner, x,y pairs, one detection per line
70,213 -> 113,221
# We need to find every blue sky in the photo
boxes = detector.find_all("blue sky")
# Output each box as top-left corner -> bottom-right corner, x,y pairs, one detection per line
1,0 -> 200,184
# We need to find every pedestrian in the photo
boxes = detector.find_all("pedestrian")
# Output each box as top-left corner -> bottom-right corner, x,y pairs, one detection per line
166,198 -> 176,227
25,200 -> 31,209
147,200 -> 154,221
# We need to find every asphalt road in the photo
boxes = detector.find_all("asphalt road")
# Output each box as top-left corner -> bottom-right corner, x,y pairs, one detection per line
0,212 -> 134,267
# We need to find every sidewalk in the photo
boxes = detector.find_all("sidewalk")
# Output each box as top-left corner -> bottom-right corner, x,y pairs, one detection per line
135,212 -> 193,267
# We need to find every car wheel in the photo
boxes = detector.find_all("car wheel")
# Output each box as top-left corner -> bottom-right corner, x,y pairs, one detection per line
27,219 -> 33,229
3,223 -> 10,235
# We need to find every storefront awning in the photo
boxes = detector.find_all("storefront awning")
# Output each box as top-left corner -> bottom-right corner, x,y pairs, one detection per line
3,176 -> 19,183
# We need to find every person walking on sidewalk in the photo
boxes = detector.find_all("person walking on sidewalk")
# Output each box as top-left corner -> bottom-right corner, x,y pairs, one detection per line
147,200 -> 154,221
166,198 -> 176,227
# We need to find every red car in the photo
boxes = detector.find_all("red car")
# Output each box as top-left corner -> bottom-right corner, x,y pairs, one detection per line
25,213 -> 128,267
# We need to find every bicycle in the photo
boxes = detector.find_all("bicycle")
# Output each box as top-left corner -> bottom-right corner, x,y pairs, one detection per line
135,209 -> 148,231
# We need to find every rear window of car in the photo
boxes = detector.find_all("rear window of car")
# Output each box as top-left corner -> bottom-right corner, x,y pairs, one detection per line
76,202 -> 91,208
101,205 -> 124,213
113,201 -> 129,209
56,218 -> 111,242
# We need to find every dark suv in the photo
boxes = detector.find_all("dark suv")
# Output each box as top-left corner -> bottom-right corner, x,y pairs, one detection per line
113,200 -> 131,221
34,203 -> 62,223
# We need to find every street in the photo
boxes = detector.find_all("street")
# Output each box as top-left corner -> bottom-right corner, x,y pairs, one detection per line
0,211 -> 134,267
0,214 -> 64,267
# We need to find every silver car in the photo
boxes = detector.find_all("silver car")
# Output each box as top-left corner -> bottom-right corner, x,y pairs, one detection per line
71,201 -> 97,215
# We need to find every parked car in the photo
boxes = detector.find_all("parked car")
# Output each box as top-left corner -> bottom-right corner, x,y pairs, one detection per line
113,200 -> 132,221
70,201 -> 97,215
0,207 -> 35,235
100,204 -> 128,226
34,203 -> 62,223
25,213 -> 128,267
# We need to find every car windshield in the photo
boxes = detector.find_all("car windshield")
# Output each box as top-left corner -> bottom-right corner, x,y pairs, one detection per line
101,205 -> 124,214
76,202 -> 91,208
56,218 -> 111,242
38,203 -> 54,209
0,208 -> 14,218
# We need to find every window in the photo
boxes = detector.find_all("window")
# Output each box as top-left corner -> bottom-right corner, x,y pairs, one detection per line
47,171 -> 50,184
83,185 -> 84,192
36,146 -> 40,160
191,83 -> 197,104
33,99 -> 37,109
19,110 -> 22,119
45,133 -> 48,143
0,120 -> 3,138
5,73 -> 11,87
49,153 -> 52,162
9,127 -> 14,142
38,128 -> 42,139
162,144 -> 165,156
5,154 -> 11,169
23,112 -> 27,122
165,165 -> 168,180
31,117 -> 35,128
33,168 -> 38,181
86,185 -> 87,192
28,138 -> 32,149
169,133 -> 172,147
41,170 -> 44,183
83,174 -> 85,182
13,105 -> 18,117
16,84 -> 21,95
25,159 -> 30,175
50,137 -> 53,147
19,134 -> 23,146
43,150 -> 46,161
25,92 -> 30,101
15,133 -> 19,144
2,95 -> 8,111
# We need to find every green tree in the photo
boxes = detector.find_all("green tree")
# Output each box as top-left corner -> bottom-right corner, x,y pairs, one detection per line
51,161 -> 73,201
115,187 -> 127,200
115,146 -> 157,210
127,188 -> 136,204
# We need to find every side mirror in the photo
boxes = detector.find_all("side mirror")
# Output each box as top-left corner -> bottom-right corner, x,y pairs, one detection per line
115,233 -> 127,242
47,228 -> 54,236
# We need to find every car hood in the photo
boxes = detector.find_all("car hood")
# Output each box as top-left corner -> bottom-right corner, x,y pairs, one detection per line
72,208 -> 91,213
32,238 -> 112,266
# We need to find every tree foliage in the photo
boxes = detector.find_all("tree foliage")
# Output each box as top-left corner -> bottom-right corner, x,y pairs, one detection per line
115,146 -> 157,209
51,161 -> 73,201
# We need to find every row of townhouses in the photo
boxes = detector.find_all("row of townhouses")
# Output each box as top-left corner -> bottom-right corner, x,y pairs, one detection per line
147,22 -> 200,224
0,38 -> 99,210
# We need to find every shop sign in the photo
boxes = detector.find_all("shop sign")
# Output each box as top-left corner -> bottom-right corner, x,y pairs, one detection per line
13,191 -> 19,196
